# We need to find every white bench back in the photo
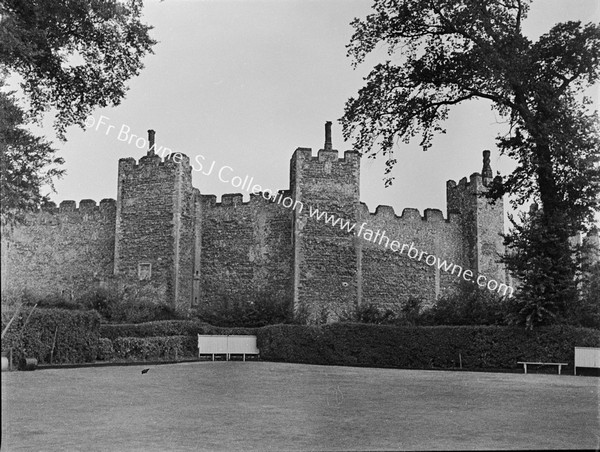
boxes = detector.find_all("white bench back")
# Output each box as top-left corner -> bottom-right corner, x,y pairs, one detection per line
575,347 -> 600,369
197,335 -> 259,355
197,335 -> 228,354
227,335 -> 259,354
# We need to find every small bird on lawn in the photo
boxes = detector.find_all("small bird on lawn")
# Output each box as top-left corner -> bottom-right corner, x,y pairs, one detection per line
141,368 -> 150,374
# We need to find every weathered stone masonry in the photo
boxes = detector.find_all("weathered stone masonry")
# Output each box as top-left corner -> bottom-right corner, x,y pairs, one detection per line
1,124 -> 506,324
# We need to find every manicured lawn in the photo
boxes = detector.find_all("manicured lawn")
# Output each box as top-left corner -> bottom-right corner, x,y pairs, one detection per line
2,362 -> 598,451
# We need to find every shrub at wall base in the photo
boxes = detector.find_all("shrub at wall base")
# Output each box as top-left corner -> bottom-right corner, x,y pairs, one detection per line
110,336 -> 198,361
99,320 -> 255,340
1,308 -> 101,365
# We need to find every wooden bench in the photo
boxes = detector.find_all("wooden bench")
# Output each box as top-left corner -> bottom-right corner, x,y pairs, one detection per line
517,361 -> 568,375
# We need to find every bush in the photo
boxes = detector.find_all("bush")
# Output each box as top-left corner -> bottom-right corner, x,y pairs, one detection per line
1,290 -> 83,311
424,281 -> 510,326
97,338 -> 114,361
1,307 -> 101,365
355,304 -> 398,325
193,290 -> 291,327
26,295 -> 82,310
565,261 -> 600,328
351,298 -> 426,326
110,336 -> 198,361
77,287 -> 119,318
256,323 -> 600,370
107,300 -> 183,324
100,319 -> 255,340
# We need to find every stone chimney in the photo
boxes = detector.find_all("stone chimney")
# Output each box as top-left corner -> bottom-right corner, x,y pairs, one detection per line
148,129 -> 156,156
482,150 -> 493,186
324,121 -> 333,151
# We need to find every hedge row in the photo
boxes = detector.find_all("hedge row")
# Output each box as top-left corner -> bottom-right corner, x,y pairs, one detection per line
255,323 -> 600,370
1,308 -> 101,365
100,320 -> 255,340
4,313 -> 598,370
98,336 -> 198,361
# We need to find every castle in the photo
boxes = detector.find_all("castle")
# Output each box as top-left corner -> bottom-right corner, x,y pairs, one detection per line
1,123 -> 509,324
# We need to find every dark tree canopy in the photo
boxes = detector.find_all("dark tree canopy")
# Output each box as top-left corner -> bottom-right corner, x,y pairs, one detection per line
343,0 -> 600,327
0,83 -> 64,226
0,0 -> 156,139
342,1 -> 599,212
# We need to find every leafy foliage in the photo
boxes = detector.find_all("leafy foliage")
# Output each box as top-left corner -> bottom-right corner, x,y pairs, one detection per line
1,307 -> 101,365
97,337 -> 114,360
193,290 -> 292,328
426,281 -> 512,326
567,235 -> 600,328
0,84 -> 64,227
109,336 -> 198,361
355,303 -> 398,325
502,208 -> 576,327
99,320 -> 254,340
74,287 -> 183,323
5,288 -> 185,324
348,284 -> 511,327
351,297 -> 425,326
0,0 -> 156,139
104,299 -> 183,324
576,261 -> 600,328
257,323 -> 600,371
342,0 -> 600,326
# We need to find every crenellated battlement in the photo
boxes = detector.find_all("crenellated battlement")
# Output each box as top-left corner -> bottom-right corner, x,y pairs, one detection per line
117,130 -> 191,174
360,203 -> 455,223
201,190 -> 295,209
118,152 -> 191,172
220,193 -> 244,207
37,198 -> 117,215
291,147 -> 360,165
446,173 -> 487,194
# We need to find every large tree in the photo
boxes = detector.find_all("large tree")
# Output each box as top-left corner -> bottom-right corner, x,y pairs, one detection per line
342,0 -> 600,327
0,0 -> 155,226
0,0 -> 156,139
0,83 -> 64,227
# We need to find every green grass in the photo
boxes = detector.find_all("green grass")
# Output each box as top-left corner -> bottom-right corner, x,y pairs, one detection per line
2,362 -> 598,451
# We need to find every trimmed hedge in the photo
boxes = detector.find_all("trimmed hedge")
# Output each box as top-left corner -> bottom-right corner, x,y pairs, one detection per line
109,336 -> 198,361
255,323 -> 600,370
97,338 -> 114,361
100,320 -> 255,340
1,308 -> 101,365
4,314 -> 597,370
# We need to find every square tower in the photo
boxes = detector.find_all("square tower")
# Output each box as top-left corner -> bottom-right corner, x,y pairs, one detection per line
446,151 -> 506,285
113,131 -> 196,312
290,122 -> 362,324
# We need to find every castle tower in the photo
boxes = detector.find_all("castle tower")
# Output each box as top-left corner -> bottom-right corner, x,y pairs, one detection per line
290,122 -> 361,324
114,130 -> 197,313
446,151 -> 506,286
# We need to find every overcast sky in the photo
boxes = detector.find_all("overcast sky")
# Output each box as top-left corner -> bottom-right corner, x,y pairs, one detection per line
27,0 -> 600,223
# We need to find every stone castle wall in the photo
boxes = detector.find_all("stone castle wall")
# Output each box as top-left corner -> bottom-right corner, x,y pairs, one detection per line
198,192 -> 294,311
358,205 -> 465,310
1,199 -> 116,299
1,126 -> 508,323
